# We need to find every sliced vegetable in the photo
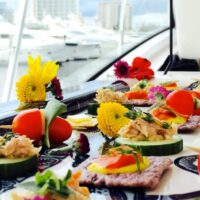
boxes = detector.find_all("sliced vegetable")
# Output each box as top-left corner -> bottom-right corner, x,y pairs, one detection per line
94,154 -> 137,169
12,108 -> 44,142
166,90 -> 194,117
125,91 -> 148,100
152,106 -> 176,120
87,157 -> 149,174
115,135 -> 183,156
160,81 -> 177,88
48,116 -> 72,144
198,155 -> 200,174
0,156 -> 37,179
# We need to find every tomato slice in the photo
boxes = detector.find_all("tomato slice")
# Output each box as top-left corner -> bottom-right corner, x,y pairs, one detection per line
166,90 -> 194,117
94,154 -> 139,169
152,106 -> 176,120
125,91 -> 148,100
198,155 -> 200,174
161,82 -> 177,88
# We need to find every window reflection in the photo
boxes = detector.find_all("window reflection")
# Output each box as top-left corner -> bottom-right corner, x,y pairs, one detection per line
0,0 -> 169,102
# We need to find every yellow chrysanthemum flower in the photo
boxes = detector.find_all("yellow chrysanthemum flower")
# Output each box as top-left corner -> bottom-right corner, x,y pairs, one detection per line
27,55 -> 59,85
97,102 -> 130,137
16,74 -> 46,103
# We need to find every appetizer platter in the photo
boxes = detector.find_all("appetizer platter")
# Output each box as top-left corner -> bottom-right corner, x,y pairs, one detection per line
1,73 -> 200,200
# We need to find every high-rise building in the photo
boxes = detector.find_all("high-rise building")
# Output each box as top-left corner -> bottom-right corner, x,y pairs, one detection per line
97,0 -> 132,30
31,0 -> 80,20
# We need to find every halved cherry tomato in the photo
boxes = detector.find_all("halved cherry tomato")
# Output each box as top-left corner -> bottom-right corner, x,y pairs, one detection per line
12,109 -> 43,142
166,90 -> 194,117
152,106 -> 176,120
125,91 -> 148,100
49,116 -> 72,144
94,154 -> 140,169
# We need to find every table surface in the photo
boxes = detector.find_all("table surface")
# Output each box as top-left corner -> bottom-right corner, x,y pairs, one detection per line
1,72 -> 200,200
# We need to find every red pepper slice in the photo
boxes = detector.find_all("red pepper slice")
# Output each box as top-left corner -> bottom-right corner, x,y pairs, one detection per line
198,155 -> 200,175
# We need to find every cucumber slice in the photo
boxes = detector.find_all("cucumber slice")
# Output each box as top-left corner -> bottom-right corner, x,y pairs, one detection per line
88,102 -> 134,115
114,135 -> 183,156
0,156 -> 37,179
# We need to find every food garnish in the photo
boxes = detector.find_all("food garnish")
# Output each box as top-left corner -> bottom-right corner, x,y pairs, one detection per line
129,57 -> 154,80
151,106 -> 187,124
148,86 -> 170,103
160,81 -> 178,90
97,102 -> 130,138
113,60 -> 130,78
0,100 -> 72,148
198,155 -> 200,175
12,170 -> 90,200
166,90 -> 194,117
49,133 -> 90,155
87,145 -> 149,174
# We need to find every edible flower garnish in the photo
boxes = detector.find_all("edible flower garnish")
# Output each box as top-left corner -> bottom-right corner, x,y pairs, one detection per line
49,133 -> 90,155
97,102 -> 130,138
129,57 -> 154,80
148,86 -> 171,103
16,55 -> 63,109
113,60 -> 131,78
113,57 -> 154,81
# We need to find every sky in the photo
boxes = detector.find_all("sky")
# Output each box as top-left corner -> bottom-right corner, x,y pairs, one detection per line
2,0 -> 167,17
80,0 -> 167,17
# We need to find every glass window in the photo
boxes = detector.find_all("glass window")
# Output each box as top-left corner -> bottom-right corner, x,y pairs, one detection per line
0,0 -> 20,101
0,0 -> 169,102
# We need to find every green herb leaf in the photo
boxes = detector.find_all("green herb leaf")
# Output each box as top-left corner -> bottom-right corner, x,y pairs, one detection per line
138,79 -> 148,89
44,99 -> 67,148
142,113 -> 154,123
124,109 -> 138,120
155,92 -> 164,101
162,122 -> 171,129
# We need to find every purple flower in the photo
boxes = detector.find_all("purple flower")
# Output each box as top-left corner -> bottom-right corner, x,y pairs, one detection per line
51,77 -> 63,100
148,86 -> 171,103
113,60 -> 131,78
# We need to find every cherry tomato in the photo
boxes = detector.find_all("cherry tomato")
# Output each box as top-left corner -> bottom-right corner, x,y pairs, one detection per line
49,116 -> 72,144
12,109 -> 43,141
166,90 -> 194,117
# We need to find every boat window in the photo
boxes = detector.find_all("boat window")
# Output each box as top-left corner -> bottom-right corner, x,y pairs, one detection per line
0,0 -> 169,103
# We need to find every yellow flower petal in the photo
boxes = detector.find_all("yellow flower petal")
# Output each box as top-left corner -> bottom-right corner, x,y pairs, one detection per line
97,102 -> 130,137
16,74 -> 46,103
41,61 -> 59,84
27,55 -> 59,85
27,55 -> 41,78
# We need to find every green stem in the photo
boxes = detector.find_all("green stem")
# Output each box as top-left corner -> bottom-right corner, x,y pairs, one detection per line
48,145 -> 73,155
